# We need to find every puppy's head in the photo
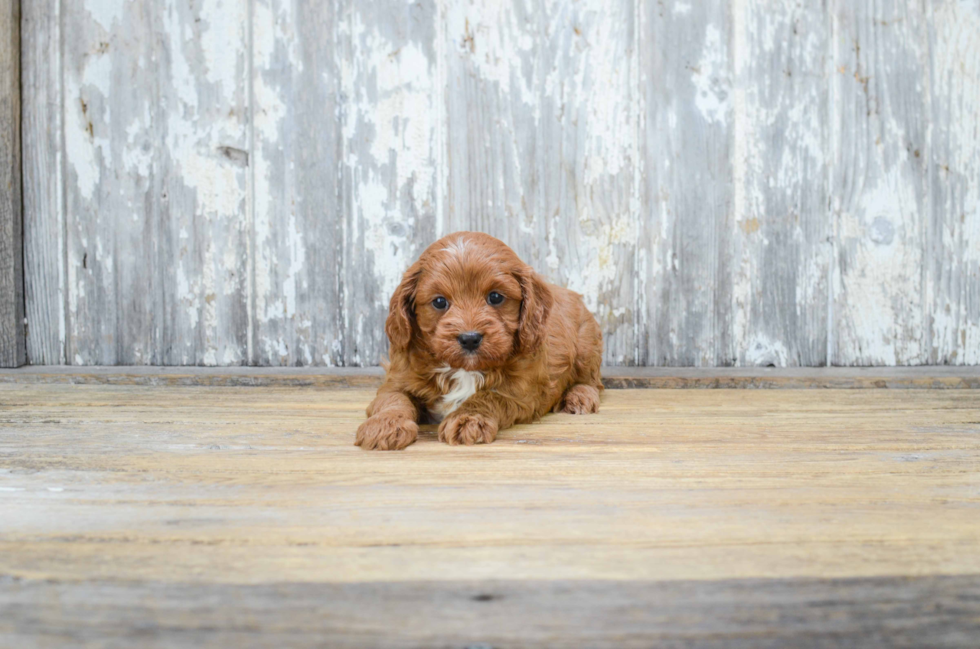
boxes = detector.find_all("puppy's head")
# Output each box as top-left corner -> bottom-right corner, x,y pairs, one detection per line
386,232 -> 553,371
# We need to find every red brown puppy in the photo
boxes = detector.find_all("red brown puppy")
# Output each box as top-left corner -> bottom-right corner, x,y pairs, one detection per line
356,232 -> 603,450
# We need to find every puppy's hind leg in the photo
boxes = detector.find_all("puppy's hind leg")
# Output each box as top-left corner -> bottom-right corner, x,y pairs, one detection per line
555,383 -> 601,414
555,308 -> 604,415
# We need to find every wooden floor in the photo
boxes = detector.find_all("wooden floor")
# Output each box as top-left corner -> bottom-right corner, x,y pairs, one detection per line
1,379 -> 979,647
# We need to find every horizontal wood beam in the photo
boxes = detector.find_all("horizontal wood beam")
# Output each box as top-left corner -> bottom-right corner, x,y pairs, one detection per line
0,0 -> 23,368
0,366 -> 978,389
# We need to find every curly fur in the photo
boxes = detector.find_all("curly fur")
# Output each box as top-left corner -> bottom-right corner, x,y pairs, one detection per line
356,232 -> 603,450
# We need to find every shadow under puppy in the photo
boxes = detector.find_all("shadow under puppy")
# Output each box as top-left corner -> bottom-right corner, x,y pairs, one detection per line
356,232 -> 603,451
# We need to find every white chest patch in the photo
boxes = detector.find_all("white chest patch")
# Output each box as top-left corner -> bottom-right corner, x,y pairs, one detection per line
431,366 -> 484,422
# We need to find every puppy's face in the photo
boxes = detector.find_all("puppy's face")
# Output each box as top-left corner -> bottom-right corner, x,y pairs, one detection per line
414,254 -> 523,371
386,234 -> 553,371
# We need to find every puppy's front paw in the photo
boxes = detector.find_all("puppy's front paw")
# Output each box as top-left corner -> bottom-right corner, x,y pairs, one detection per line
355,415 -> 419,451
438,412 -> 498,446
558,384 -> 600,414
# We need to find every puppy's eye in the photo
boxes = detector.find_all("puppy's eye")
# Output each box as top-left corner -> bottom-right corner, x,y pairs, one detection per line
487,291 -> 505,306
431,296 -> 449,311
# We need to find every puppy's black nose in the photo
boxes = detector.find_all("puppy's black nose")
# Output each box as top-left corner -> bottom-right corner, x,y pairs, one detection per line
457,331 -> 483,352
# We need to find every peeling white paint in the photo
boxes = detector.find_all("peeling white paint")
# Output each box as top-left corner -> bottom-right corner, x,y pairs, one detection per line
86,0 -> 126,31
560,0 -> 634,187
343,4 -> 436,316
838,175 -> 924,364
693,24 -> 730,125
65,50 -> 112,201
565,216 -> 633,318
163,5 -> 200,111
122,114 -> 152,178
198,0 -> 247,87
447,1 -> 535,105
926,3 -> 980,364
744,335 -> 789,367
281,216 -> 306,318
251,0 -> 286,331
176,266 -> 199,330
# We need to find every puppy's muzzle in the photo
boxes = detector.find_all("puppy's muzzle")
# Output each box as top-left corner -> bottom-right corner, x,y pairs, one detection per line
457,331 -> 483,352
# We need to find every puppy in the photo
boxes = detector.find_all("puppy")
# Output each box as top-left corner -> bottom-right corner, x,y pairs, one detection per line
356,232 -> 603,450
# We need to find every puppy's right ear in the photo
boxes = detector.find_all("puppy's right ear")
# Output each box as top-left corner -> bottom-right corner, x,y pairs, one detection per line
385,261 -> 423,354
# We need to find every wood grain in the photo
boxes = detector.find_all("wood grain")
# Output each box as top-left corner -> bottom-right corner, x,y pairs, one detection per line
638,0 -> 734,366
928,2 -> 980,364
0,383 -> 979,644
0,0 -> 23,368
60,0 -> 250,365
731,0 -> 831,367
3,576 -> 979,648
831,0 -> 931,365
21,0 -> 64,365
251,0 -> 345,366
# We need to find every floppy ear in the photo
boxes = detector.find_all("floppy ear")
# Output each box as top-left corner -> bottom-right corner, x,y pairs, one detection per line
385,261 -> 422,354
517,266 -> 554,354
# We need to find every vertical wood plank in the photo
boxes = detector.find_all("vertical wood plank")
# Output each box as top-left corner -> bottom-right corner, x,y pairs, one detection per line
442,0 -> 544,276
638,0 -> 733,366
63,0 -> 250,365
0,0 -> 24,367
62,0 -> 153,364
251,0 -> 344,366
928,0 -> 980,364
831,0 -> 931,365
339,0 -> 441,366
21,0 -> 64,365
730,0 -> 831,366
444,0 -> 638,365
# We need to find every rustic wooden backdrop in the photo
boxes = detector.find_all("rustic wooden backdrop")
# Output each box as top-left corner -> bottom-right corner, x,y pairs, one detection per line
16,0 -> 980,367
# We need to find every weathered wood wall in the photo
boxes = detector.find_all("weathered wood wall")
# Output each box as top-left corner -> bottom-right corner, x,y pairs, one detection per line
0,0 -> 23,367
20,0 -> 980,367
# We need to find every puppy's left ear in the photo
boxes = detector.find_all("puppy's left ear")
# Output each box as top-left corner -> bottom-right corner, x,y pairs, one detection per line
517,266 -> 554,354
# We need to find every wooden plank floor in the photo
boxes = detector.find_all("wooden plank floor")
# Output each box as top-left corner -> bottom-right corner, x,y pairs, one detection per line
1,382 -> 979,647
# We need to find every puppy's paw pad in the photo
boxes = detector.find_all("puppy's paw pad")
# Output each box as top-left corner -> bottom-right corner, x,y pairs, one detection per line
356,416 -> 419,451
559,384 -> 600,415
438,413 -> 498,446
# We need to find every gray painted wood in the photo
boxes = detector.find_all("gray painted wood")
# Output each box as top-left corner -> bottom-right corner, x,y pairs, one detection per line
340,0 -> 441,367
928,1 -> 980,364
18,0 -> 980,367
831,0 -> 931,365
730,0 -> 831,367
0,0 -> 23,368
251,0 -> 345,366
445,0 -> 639,365
60,0 -> 250,365
638,0 -> 734,366
21,0 -> 64,365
